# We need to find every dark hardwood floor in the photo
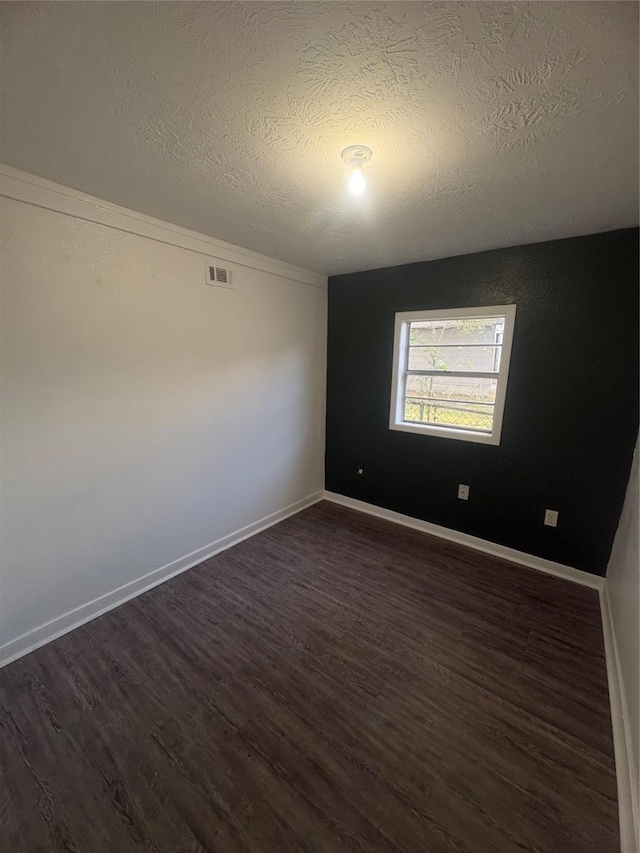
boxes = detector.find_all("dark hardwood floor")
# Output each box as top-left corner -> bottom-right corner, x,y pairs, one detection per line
0,501 -> 619,852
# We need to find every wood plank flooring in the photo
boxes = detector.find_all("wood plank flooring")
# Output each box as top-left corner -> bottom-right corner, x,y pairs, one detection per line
0,501 -> 619,852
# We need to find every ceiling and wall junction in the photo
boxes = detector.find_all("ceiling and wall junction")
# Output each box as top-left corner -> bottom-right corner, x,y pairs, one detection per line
1,1 -> 637,274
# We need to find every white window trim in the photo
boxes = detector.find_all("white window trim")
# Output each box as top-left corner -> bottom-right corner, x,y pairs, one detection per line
389,304 -> 517,446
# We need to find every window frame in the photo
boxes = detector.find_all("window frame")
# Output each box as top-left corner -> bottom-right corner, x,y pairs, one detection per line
389,304 -> 517,446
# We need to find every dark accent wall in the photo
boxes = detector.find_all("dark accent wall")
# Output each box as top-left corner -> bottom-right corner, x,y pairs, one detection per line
325,229 -> 639,576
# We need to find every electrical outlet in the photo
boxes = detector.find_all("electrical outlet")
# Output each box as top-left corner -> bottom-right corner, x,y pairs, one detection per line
457,484 -> 470,500
544,509 -> 559,527
356,465 -> 364,475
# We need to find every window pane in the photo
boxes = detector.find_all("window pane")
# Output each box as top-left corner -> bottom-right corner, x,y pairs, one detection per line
404,398 -> 495,432
391,306 -> 515,442
408,345 -> 501,372
405,374 -> 498,404
409,317 -> 505,348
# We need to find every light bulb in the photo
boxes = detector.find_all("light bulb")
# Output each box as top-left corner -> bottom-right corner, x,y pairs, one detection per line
349,165 -> 366,195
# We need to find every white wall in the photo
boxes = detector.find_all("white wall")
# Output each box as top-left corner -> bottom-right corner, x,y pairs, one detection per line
606,439 -> 639,853
0,167 -> 327,662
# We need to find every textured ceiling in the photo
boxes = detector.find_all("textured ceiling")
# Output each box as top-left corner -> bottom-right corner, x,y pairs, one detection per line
1,2 -> 638,275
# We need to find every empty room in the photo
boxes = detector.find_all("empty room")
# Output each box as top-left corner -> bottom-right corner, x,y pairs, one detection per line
1,2 -> 638,852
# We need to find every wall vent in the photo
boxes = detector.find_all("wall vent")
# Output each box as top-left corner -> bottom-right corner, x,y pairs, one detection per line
205,259 -> 235,289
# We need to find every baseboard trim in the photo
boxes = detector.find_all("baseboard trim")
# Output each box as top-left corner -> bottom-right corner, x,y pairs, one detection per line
323,491 -> 604,590
0,491 -> 324,669
600,584 -> 640,853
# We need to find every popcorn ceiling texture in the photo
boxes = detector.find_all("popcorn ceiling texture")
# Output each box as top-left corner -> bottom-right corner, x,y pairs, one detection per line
1,1 -> 637,275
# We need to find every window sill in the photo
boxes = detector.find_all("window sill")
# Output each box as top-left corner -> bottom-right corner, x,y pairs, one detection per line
389,420 -> 501,445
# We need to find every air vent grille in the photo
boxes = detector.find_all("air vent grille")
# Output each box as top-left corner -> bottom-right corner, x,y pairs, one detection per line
205,259 -> 235,289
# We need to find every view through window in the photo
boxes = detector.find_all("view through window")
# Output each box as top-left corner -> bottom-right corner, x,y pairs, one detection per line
389,305 -> 516,445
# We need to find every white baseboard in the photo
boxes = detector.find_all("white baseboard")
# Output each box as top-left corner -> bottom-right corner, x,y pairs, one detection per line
323,491 -> 604,590
0,491 -> 324,669
600,584 -> 640,853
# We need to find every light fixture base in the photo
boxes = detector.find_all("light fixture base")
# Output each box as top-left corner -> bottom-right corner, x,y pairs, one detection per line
341,144 -> 372,166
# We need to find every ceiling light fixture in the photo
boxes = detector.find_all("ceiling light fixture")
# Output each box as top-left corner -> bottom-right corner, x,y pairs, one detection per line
341,145 -> 372,196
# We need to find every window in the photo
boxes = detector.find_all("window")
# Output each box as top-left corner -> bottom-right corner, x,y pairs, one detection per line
389,304 -> 517,445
